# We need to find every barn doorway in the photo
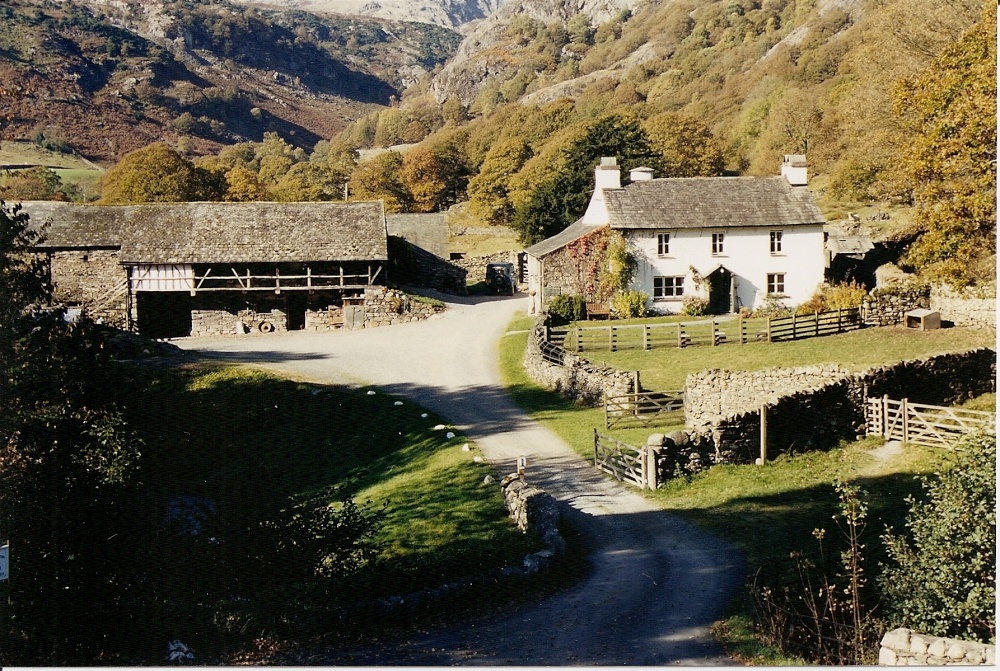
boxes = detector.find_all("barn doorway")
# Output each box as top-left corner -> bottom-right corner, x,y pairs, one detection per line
136,292 -> 192,338
285,293 -> 307,330
707,266 -> 735,314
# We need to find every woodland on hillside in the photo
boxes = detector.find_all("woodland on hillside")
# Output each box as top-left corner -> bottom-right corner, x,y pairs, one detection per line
2,0 -> 995,287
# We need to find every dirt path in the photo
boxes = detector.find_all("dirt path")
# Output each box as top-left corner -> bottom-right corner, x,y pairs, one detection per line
175,294 -> 745,665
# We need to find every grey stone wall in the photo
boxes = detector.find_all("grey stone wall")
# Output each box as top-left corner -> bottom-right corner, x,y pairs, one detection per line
880,628 -> 995,666
685,364 -> 851,431
454,251 -> 519,285
500,473 -> 565,571
49,249 -> 128,327
363,286 -> 443,327
304,306 -> 344,331
191,307 -> 289,338
931,285 -> 997,329
686,348 -> 996,464
523,316 -> 636,406
862,285 -> 930,326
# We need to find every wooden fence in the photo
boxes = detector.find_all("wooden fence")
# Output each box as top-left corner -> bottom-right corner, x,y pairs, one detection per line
865,396 -> 995,449
767,307 -> 862,343
593,430 -> 658,490
552,307 -> 863,353
604,389 -> 684,430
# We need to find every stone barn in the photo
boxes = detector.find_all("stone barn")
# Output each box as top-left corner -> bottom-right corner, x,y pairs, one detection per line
24,201 -> 390,337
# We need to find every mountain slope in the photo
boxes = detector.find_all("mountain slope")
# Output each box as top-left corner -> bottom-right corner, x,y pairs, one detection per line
225,0 -> 506,30
0,0 -> 460,161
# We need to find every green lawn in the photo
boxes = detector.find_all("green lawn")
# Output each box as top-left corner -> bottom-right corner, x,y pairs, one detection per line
586,324 -> 994,391
499,313 -> 985,664
125,363 -> 539,616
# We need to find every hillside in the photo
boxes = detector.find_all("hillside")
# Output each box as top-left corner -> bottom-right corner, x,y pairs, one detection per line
0,0 -> 460,161
225,0 -> 506,30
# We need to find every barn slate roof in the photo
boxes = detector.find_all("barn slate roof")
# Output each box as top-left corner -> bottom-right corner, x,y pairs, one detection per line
119,202 -> 388,264
20,201 -> 389,263
20,201 -> 127,248
603,176 -> 825,230
386,213 -> 448,259
525,219 -> 607,258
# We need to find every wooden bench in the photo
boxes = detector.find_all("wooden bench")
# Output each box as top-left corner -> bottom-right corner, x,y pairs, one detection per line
586,302 -> 610,320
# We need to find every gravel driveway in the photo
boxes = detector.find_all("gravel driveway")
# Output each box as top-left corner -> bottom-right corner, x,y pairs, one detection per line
175,293 -> 744,665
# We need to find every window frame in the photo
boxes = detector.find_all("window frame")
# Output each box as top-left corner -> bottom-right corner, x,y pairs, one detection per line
770,230 -> 784,255
653,275 -> 685,300
766,272 -> 786,295
711,232 -> 725,255
656,232 -> 671,256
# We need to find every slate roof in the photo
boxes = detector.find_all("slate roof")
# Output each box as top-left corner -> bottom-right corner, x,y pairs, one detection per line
119,202 -> 388,264
20,201 -> 389,263
525,218 -> 607,258
20,201 -> 127,248
386,213 -> 448,259
604,176 -> 825,230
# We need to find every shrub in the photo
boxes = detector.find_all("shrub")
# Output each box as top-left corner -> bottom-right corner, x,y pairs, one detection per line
880,432 -> 996,643
753,294 -> 791,318
611,290 -> 647,318
681,295 -> 709,316
548,293 -> 586,323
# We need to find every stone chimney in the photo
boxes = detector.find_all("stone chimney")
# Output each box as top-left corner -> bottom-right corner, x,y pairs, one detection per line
595,156 -> 621,190
630,167 -> 655,182
781,154 -> 808,186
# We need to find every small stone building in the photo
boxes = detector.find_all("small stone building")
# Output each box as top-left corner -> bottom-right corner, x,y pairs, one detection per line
25,201 -> 391,337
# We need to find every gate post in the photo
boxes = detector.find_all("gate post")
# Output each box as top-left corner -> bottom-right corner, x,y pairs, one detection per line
882,394 -> 889,440
759,404 -> 768,465
593,428 -> 599,470
902,397 -> 909,445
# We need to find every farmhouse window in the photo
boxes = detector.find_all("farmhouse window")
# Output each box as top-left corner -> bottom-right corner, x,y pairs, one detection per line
657,233 -> 670,256
767,272 -> 785,295
653,276 -> 684,299
770,230 -> 783,254
712,232 -> 724,255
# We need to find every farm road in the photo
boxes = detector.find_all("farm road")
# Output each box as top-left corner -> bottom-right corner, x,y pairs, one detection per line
175,294 -> 744,666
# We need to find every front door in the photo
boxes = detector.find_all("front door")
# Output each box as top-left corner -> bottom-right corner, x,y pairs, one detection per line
708,267 -> 733,314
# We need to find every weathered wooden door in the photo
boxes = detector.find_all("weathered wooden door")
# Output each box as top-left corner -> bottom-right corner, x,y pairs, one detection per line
343,305 -> 365,330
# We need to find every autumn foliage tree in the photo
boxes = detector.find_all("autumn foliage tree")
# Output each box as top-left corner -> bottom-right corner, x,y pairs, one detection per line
894,2 -> 996,286
100,143 -> 224,203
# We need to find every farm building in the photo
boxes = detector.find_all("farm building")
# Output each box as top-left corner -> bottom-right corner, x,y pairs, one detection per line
23,201 -> 392,337
525,155 -> 827,315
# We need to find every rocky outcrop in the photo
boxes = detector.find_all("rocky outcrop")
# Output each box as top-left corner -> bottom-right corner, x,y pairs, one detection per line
431,0 -> 644,104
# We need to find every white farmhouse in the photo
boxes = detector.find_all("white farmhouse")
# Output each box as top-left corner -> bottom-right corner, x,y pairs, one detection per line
525,155 -> 827,315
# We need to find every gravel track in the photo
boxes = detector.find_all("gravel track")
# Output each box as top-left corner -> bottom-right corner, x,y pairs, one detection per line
175,294 -> 745,665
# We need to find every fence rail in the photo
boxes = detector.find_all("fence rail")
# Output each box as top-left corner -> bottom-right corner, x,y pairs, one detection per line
557,307 -> 863,353
768,307 -> 862,342
865,396 -> 994,449
604,390 -> 684,430
594,430 -> 657,489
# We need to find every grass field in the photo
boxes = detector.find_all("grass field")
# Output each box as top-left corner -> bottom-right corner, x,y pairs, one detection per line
586,324 -> 994,391
498,313 -> 990,664
123,362 -> 541,647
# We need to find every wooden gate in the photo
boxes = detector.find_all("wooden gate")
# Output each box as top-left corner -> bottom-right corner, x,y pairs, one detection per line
865,396 -> 995,449
593,430 -> 659,490
343,305 -> 365,330
604,390 -> 684,430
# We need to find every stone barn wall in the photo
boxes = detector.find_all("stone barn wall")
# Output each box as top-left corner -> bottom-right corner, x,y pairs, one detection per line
48,249 -> 128,327
862,284 -> 930,326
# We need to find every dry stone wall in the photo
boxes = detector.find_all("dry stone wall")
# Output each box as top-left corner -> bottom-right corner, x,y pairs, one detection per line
523,316 -> 635,406
363,286 -> 443,327
880,628 -> 995,666
687,348 -> 996,464
454,251 -> 519,285
862,285 -> 930,326
931,285 -> 997,329
387,236 -> 467,294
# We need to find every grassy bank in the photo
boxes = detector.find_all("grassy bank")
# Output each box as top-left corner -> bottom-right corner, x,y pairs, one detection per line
498,313 -> 978,664
122,362 -> 540,656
